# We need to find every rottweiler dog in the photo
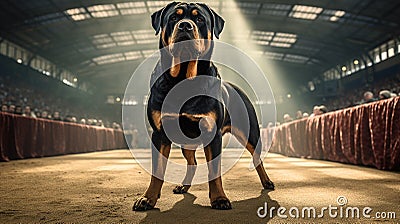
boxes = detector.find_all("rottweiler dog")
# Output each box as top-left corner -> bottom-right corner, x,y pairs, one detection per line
133,2 -> 274,211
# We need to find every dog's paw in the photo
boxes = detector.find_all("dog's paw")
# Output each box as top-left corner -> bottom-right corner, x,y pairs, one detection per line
132,196 -> 154,211
263,180 -> 275,190
211,197 -> 232,210
173,185 -> 189,194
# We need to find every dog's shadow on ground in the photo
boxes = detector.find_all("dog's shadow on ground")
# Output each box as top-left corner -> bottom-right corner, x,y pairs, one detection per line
139,190 -> 279,224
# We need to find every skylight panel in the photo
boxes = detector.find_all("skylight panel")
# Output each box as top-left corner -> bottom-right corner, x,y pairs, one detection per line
132,30 -> 156,41
117,41 -> 135,46
270,42 -> 292,48
65,7 -> 86,15
87,4 -> 119,18
91,10 -> 119,18
147,1 -> 171,11
273,33 -> 297,44
275,32 -> 297,38
284,54 -> 309,63
290,12 -> 318,20
237,2 -> 261,14
261,3 -> 291,16
64,7 -> 90,21
124,51 -> 142,60
322,9 -> 346,22
136,39 -> 157,44
289,5 -> 323,20
141,50 -> 157,58
111,31 -> 133,42
120,8 -> 148,15
117,1 -> 147,15
272,36 -> 297,43
292,5 -> 323,14
93,53 -> 125,65
87,4 -> 116,12
116,2 -> 146,8
96,43 -> 117,49
70,14 -> 91,21
264,51 -> 284,60
263,3 -> 291,10
92,35 -> 113,44
253,40 -> 270,46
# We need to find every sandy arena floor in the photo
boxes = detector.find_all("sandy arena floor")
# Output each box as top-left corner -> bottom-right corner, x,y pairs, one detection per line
0,149 -> 399,223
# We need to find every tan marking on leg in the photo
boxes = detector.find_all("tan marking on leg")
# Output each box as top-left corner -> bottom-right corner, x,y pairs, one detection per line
186,60 -> 198,79
152,110 -> 162,131
170,57 -> 181,77
231,127 -> 272,185
204,145 -> 227,202
143,144 -> 171,206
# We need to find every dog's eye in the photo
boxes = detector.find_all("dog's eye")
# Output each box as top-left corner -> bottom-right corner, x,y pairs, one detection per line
196,17 -> 204,23
170,15 -> 178,22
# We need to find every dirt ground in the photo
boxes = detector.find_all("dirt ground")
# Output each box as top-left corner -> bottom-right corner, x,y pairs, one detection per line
0,149 -> 399,223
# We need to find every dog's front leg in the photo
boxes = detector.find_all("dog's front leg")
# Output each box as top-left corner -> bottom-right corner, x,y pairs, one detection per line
133,131 -> 171,211
204,131 -> 232,210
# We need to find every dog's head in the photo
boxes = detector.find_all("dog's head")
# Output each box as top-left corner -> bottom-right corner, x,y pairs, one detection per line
151,2 -> 224,66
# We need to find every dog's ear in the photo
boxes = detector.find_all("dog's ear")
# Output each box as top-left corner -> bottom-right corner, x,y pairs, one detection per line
151,2 -> 179,35
197,3 -> 225,39
211,9 -> 224,39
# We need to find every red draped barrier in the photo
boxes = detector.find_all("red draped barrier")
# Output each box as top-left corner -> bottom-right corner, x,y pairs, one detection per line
0,112 -> 127,161
268,97 -> 400,170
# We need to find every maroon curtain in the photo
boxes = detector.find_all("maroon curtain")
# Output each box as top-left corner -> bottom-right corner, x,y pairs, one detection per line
269,97 -> 400,170
0,113 -> 127,161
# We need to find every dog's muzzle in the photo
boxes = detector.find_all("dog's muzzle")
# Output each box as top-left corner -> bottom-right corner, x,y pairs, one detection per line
170,20 -> 202,58
177,21 -> 194,32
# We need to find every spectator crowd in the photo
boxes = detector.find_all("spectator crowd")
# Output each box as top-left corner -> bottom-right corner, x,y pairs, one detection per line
0,74 -> 122,130
282,73 -> 400,123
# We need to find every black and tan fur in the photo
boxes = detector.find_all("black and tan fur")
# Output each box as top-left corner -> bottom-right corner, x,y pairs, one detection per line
133,2 -> 274,211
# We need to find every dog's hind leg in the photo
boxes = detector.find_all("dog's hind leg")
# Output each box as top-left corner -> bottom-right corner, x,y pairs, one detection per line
173,146 -> 197,194
231,127 -> 275,190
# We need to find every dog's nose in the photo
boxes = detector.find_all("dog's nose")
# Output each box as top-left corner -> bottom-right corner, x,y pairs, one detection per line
178,21 -> 193,31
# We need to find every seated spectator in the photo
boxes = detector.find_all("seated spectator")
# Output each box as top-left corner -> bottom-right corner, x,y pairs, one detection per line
1,104 -> 7,113
23,106 -> 36,118
80,118 -> 86,125
15,105 -> 23,115
97,119 -> 104,127
309,105 -> 320,117
8,105 -> 15,114
379,90 -> 392,100
295,110 -> 303,119
319,105 -> 328,114
112,122 -> 122,130
70,116 -> 77,123
302,112 -> 309,118
362,91 -> 376,104
41,111 -> 49,119
53,111 -> 62,121
283,114 -> 293,123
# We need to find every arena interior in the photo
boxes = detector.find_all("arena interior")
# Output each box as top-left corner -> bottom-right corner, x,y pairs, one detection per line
0,0 -> 399,223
